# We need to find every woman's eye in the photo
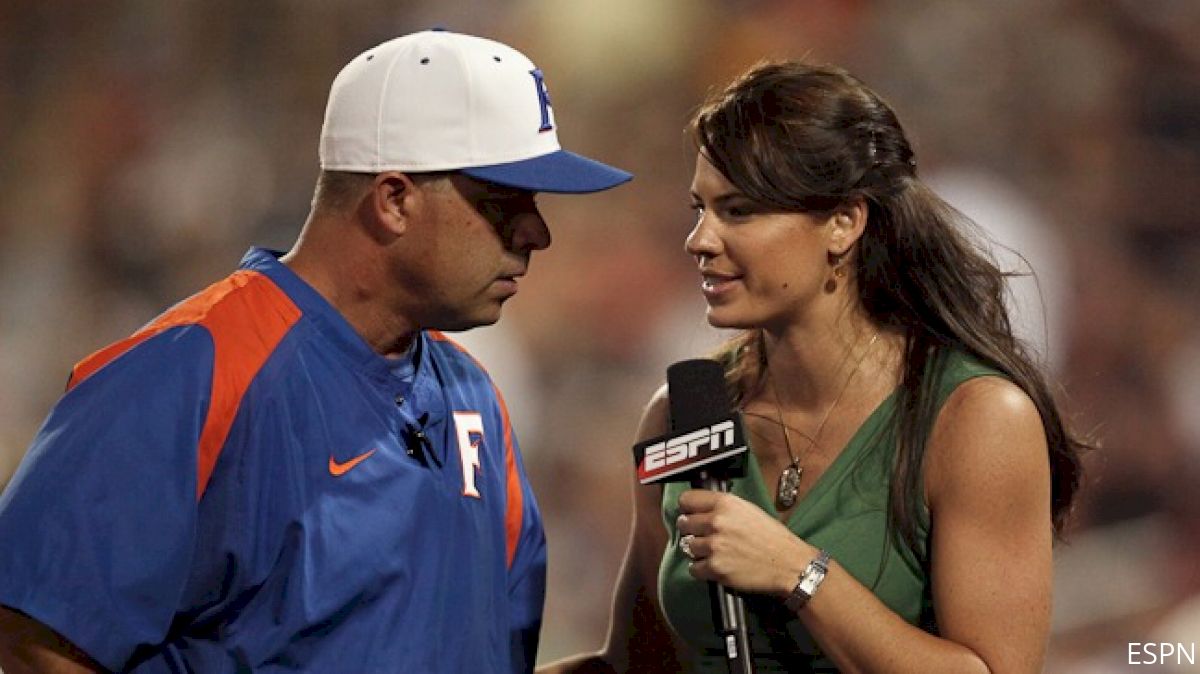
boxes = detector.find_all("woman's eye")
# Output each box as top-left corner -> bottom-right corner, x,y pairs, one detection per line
690,199 -> 758,221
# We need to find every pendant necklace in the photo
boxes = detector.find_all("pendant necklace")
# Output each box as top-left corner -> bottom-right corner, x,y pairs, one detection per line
770,330 -> 880,510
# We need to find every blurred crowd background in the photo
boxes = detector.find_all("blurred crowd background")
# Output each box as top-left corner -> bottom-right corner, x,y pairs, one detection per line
1,1 -> 1198,671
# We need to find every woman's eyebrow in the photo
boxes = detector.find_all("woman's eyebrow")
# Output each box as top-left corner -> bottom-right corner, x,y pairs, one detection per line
690,190 -> 745,204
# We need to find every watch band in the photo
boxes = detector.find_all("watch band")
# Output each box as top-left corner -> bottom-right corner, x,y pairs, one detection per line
784,549 -> 831,613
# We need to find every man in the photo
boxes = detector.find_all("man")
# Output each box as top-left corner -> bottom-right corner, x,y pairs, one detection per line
0,29 -> 630,673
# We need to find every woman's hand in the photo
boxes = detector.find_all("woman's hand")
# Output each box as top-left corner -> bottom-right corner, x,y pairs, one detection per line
676,489 -> 815,598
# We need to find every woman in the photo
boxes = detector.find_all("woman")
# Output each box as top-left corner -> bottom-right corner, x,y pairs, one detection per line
541,61 -> 1084,673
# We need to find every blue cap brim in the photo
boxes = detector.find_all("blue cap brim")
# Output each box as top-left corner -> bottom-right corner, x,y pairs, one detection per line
461,150 -> 632,194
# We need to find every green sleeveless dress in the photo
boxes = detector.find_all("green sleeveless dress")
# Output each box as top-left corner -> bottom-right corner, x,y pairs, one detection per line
658,351 -> 1000,673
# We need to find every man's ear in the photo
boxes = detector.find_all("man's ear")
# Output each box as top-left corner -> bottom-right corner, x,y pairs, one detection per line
828,196 -> 868,256
361,171 -> 421,240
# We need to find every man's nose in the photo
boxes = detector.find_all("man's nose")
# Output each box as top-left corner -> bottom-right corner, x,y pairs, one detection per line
510,210 -> 551,253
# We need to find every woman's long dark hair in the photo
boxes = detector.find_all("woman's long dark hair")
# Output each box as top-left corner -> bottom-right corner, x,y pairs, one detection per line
691,61 -> 1085,554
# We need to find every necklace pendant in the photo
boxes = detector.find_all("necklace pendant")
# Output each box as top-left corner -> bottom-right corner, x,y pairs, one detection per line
776,463 -> 803,509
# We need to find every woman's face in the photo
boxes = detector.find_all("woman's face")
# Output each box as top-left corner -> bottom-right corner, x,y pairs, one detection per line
686,153 -> 836,330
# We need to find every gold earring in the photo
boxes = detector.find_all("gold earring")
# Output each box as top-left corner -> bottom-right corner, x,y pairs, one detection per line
825,252 -> 845,293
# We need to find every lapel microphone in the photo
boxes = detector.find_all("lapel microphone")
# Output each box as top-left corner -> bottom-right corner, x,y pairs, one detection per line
403,412 -> 440,467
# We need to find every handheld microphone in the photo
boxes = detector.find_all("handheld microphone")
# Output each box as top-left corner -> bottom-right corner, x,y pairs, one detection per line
632,359 -> 755,674
633,360 -> 748,485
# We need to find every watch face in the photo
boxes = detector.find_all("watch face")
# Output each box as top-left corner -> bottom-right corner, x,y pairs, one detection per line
798,574 -> 821,595
786,552 -> 831,612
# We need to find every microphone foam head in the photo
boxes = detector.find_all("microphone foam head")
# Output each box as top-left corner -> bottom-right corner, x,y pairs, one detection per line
667,359 -> 730,432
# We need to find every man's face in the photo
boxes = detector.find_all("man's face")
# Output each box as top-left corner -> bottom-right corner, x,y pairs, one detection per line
396,173 -> 551,331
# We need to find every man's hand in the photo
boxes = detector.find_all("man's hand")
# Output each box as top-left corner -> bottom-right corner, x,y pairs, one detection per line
0,606 -> 103,674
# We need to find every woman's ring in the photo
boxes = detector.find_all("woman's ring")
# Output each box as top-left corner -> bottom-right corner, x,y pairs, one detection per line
679,534 -> 697,560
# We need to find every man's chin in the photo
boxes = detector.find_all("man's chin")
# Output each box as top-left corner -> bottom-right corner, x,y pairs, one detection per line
432,309 -> 504,333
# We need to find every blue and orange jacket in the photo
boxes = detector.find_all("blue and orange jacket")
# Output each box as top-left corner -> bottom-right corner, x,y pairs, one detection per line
0,247 -> 546,673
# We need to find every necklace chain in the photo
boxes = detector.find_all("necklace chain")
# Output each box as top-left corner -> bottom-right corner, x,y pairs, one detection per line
768,330 -> 881,510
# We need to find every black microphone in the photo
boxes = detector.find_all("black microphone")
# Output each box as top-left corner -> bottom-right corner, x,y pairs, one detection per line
632,361 -> 748,486
632,359 -> 754,674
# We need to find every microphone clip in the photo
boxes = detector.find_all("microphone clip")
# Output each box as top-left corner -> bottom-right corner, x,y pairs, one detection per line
403,412 -> 441,467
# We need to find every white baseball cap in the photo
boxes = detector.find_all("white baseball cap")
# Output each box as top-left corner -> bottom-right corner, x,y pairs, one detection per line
319,29 -> 632,194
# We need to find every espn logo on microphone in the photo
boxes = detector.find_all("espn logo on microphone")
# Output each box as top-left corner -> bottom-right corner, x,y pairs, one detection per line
633,417 -> 748,484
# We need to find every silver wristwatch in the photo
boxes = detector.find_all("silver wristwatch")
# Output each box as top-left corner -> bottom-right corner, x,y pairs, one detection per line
784,549 -> 831,613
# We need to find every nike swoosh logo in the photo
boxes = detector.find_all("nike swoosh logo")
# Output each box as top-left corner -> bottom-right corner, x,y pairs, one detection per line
329,449 -> 377,476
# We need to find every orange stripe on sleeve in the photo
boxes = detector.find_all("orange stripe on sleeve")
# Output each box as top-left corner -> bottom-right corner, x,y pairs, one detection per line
68,334 -> 160,391
192,272 -> 301,499
429,331 -> 526,569
67,270 -> 302,500
493,386 -> 524,570
67,278 -> 248,392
